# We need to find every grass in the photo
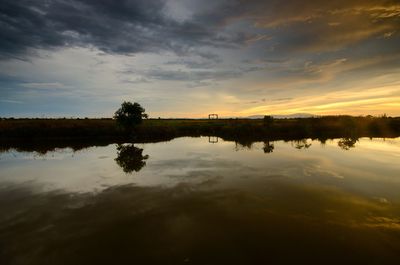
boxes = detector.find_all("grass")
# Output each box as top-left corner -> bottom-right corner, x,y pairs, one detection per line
1,116 -> 399,142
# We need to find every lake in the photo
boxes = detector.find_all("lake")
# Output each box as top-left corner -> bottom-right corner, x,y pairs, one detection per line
1,137 -> 400,264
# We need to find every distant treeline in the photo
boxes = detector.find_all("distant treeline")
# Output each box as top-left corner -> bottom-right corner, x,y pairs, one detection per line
1,116 -> 399,149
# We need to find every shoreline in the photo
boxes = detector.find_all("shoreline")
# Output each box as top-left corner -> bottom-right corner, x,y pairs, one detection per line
1,116 -> 399,153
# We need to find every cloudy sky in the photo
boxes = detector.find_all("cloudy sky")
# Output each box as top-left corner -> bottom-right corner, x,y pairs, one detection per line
0,0 -> 399,118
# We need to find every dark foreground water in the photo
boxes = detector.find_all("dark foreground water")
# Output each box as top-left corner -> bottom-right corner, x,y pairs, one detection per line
1,137 -> 400,264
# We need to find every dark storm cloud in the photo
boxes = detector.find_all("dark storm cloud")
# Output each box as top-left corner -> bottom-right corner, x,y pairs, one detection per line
2,0 -> 398,60
131,68 -> 242,82
0,0 -> 257,60
153,69 -> 238,81
164,54 -> 222,69
119,63 -> 264,83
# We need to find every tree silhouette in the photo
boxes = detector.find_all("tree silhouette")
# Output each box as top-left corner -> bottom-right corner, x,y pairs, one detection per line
115,144 -> 149,173
114,102 -> 148,130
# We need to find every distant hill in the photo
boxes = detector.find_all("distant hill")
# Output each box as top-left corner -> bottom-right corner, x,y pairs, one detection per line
246,113 -> 317,119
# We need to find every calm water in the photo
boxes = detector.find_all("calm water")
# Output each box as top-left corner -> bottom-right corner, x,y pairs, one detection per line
1,137 -> 400,264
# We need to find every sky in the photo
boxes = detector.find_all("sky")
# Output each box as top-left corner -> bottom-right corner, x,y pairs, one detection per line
0,0 -> 399,118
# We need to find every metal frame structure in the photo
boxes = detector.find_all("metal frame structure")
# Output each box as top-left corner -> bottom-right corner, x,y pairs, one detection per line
208,114 -> 218,119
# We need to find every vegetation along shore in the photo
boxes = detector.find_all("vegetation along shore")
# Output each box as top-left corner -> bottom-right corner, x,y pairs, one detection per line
1,115 -> 399,152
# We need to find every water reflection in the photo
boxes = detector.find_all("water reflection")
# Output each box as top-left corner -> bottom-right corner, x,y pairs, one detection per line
208,136 -> 219,143
1,137 -> 400,264
292,139 -> 312,149
338,137 -> 358,150
234,139 -> 254,151
231,136 -> 385,153
1,181 -> 400,264
115,144 -> 149,173
0,135 -> 396,156
263,140 -> 274,153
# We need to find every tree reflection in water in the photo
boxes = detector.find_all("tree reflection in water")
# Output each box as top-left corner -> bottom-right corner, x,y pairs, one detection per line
292,139 -> 312,149
263,141 -> 274,153
338,137 -> 358,150
115,144 -> 149,173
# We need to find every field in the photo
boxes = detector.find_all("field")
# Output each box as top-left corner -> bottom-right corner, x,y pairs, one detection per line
1,116 -> 399,153
1,116 -> 400,139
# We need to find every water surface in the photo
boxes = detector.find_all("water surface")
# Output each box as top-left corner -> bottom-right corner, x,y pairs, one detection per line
1,137 -> 400,264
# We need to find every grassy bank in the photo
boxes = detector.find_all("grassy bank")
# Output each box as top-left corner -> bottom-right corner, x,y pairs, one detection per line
1,116 -> 399,153
0,116 -> 399,141
1,116 -> 399,139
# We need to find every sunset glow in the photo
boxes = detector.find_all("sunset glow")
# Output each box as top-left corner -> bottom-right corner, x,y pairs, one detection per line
0,0 -> 399,117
